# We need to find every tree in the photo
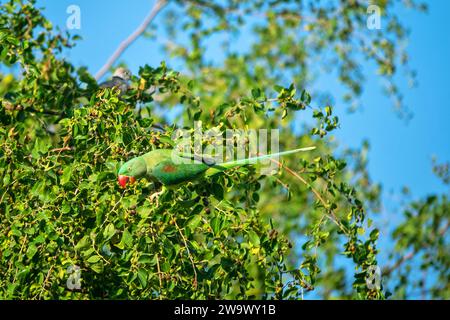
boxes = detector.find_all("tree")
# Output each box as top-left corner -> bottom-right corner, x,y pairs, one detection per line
0,0 -> 446,300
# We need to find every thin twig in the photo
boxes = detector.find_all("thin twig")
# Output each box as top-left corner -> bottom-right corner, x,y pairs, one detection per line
150,231 -> 163,296
155,252 -> 163,293
11,235 -> 28,284
382,221 -> 449,276
95,0 -> 168,80
256,153 -> 348,234
24,107 -> 62,116
174,220 -> 198,289
38,266 -> 54,300
276,160 -> 347,234
0,185 -> 10,205
382,251 -> 414,276
49,146 -> 71,153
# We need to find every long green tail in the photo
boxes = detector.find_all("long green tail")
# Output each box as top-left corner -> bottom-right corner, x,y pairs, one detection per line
205,146 -> 316,176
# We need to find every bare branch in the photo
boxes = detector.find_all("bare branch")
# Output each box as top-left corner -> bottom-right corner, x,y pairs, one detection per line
174,219 -> 198,289
4,102 -> 62,116
95,0 -> 168,81
258,153 -> 349,235
49,146 -> 72,153
382,251 -> 414,276
382,220 -> 449,276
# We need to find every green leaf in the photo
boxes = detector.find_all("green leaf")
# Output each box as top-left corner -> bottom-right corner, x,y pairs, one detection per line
103,223 -> 116,241
138,254 -> 157,266
187,215 -> 202,229
26,244 -> 38,259
116,229 -> 133,249
211,183 -> 224,200
251,88 -> 261,99
274,85 -> 284,93
248,231 -> 260,246
137,269 -> 148,288
90,262 -> 104,273
87,255 -> 101,263
61,202 -> 71,214
210,217 -> 222,235
60,167 -> 72,185
301,89 -> 311,105
369,229 -> 380,241
75,235 -> 90,251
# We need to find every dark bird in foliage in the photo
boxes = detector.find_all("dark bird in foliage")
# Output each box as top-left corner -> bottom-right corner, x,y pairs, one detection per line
99,67 -> 132,95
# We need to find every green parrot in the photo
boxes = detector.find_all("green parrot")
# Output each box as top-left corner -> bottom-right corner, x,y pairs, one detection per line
117,146 -> 316,188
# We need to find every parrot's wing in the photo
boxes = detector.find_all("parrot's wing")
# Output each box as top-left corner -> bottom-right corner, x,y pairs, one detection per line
152,160 -> 210,186
176,152 -> 217,166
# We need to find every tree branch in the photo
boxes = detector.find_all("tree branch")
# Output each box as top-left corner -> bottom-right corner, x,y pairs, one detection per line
95,0 -> 168,81
382,221 -> 449,276
258,154 -> 349,235
49,146 -> 72,153
382,251 -> 414,276
4,102 -> 62,116
174,219 -> 198,289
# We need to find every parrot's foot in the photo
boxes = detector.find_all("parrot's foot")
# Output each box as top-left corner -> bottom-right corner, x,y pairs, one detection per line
149,189 -> 164,206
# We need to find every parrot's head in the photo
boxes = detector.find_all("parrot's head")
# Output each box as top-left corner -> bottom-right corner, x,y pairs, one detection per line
118,157 -> 147,188
113,67 -> 132,81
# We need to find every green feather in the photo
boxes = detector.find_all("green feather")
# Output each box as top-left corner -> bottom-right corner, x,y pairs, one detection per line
118,146 -> 316,186
152,160 -> 209,185
204,146 -> 316,176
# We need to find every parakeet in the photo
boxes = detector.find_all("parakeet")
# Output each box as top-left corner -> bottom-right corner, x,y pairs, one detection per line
99,67 -> 132,94
117,147 -> 316,188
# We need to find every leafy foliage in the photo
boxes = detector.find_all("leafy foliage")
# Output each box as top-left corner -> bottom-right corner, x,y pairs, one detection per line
1,0 -> 446,300
0,0 -> 386,299
383,169 -> 449,299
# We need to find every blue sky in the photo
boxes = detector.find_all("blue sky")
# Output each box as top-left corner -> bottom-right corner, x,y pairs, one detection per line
332,1 -> 450,198
35,0 -> 449,298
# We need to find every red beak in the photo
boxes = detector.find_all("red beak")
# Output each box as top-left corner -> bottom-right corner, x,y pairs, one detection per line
118,175 -> 136,188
